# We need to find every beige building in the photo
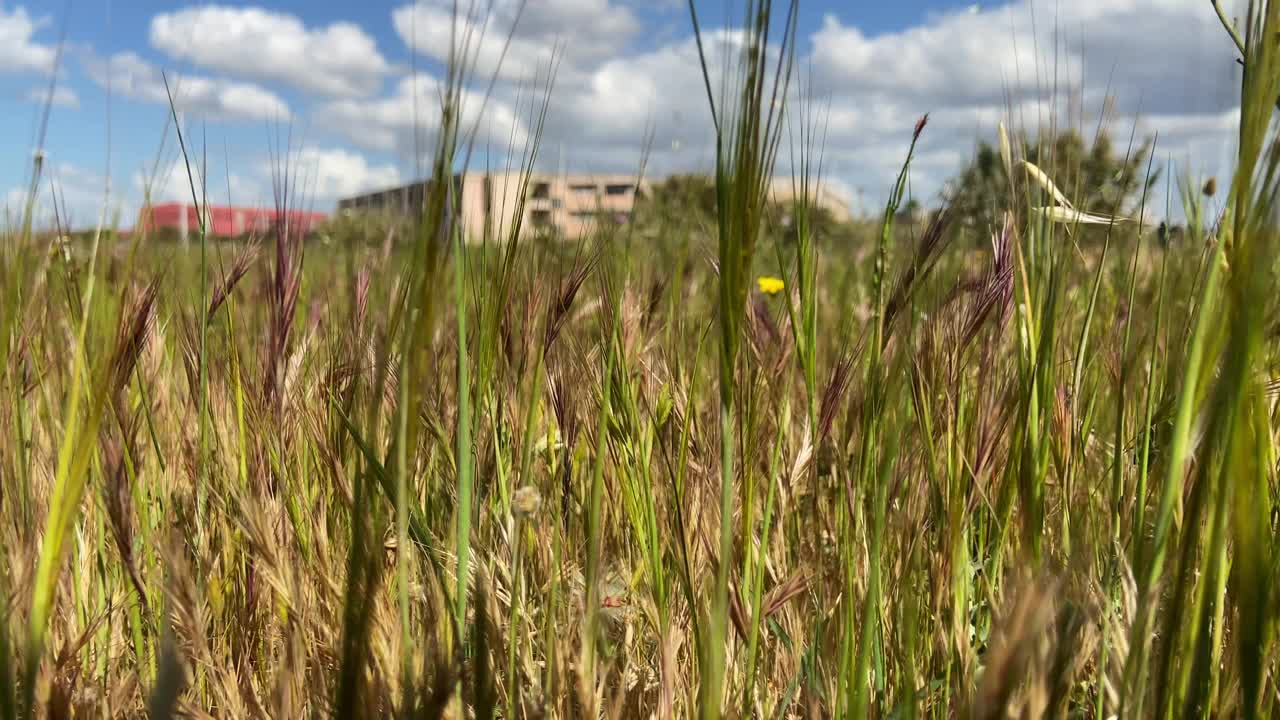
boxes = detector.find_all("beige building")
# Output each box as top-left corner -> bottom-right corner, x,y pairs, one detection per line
766,177 -> 852,223
337,171 -> 648,241
336,171 -> 851,240
458,171 -> 649,240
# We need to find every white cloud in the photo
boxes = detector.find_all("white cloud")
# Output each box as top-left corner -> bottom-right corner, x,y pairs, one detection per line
138,162 -> 196,205
25,85 -> 79,109
0,5 -> 56,74
4,187 -> 30,223
87,51 -> 291,122
804,0 -> 1241,208
8,162 -> 130,231
509,0 -> 1242,213
21,141 -> 397,230
812,1 -> 1236,114
137,159 -> 266,209
316,74 -> 527,157
138,146 -> 396,211
150,6 -> 390,98
286,147 -> 402,201
811,12 -> 1050,107
393,0 -> 639,81
315,0 -> 1241,216
1140,107 -> 1241,180
49,163 -> 120,227
518,31 -> 737,181
11,144 -> 398,230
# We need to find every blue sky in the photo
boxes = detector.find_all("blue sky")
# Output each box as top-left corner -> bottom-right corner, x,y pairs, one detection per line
3,0 -> 1243,229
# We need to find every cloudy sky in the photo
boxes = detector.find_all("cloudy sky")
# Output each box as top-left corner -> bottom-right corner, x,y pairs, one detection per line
1,0 -> 1245,228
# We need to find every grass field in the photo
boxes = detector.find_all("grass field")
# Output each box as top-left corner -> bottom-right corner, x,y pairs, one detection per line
2,1 -> 1280,717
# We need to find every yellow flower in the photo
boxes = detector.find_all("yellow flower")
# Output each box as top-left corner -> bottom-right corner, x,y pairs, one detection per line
756,275 -> 785,295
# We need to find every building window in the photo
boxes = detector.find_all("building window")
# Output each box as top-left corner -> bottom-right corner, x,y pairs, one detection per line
604,183 -> 633,196
530,209 -> 552,226
570,210 -> 596,220
531,182 -> 551,199
569,183 -> 597,194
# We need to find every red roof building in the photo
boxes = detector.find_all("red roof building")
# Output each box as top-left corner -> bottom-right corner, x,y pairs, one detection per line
137,202 -> 327,240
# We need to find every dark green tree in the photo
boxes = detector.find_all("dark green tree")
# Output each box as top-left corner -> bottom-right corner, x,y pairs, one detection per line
946,127 -> 1160,237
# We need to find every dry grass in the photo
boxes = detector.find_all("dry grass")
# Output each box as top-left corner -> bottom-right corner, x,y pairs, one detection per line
2,1 -> 1280,718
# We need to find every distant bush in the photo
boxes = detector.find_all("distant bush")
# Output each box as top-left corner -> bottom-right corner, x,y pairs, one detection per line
946,127 -> 1159,238
313,208 -> 415,248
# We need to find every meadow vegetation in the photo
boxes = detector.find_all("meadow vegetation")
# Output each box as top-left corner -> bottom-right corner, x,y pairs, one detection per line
2,0 -> 1280,717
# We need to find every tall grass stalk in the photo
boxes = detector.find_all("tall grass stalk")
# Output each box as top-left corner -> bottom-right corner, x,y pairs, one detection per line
780,81 -> 826,431
579,254 -> 626,712
1125,3 -> 1280,717
688,2 -> 798,714
23,224 -> 106,714
451,209 -> 475,639
847,115 -> 925,717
